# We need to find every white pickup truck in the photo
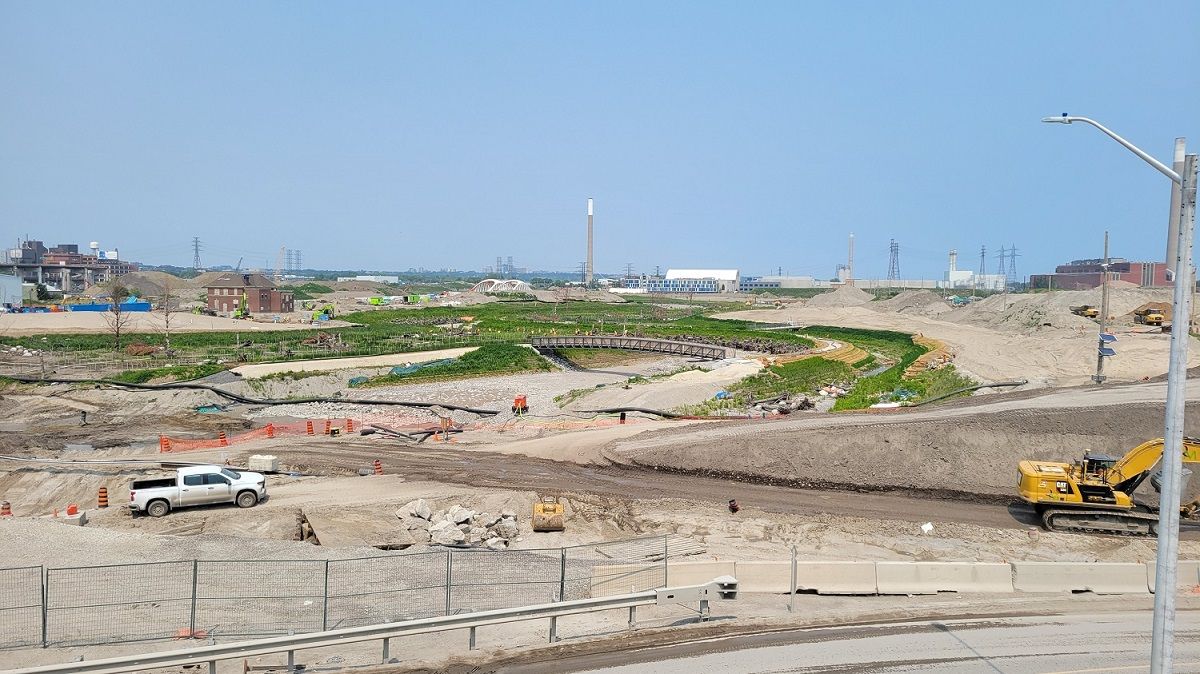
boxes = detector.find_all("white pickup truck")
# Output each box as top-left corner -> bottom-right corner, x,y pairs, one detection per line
129,465 -> 267,517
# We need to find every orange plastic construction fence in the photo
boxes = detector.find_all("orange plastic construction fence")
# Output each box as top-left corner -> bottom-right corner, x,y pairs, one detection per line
159,418 -> 359,453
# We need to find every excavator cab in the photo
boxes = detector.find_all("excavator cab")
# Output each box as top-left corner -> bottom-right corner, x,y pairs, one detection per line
1080,453 -> 1118,480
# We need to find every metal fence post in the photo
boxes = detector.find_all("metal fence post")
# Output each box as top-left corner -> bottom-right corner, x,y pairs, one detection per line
190,560 -> 199,636
41,566 -> 48,648
322,560 -> 330,631
558,548 -> 567,602
444,550 -> 453,616
789,545 -> 797,613
663,535 -> 669,587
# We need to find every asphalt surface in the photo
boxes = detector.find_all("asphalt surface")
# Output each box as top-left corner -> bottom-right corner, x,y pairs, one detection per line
563,611 -> 1200,673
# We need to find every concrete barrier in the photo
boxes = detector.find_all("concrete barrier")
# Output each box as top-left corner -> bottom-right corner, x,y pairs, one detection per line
875,562 -> 1013,594
794,561 -> 877,595
1146,560 -> 1200,593
1012,562 -> 1149,594
666,561 -> 737,587
733,561 -> 792,593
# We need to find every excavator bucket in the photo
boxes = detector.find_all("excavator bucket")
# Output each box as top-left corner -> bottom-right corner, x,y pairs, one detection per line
532,496 -> 565,532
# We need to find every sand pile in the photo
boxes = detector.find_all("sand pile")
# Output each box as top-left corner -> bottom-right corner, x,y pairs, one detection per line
82,271 -> 192,299
872,290 -> 950,316
806,285 -> 873,308
945,287 -> 1175,333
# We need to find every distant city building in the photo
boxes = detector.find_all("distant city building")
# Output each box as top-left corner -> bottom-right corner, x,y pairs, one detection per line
1029,258 -> 1171,290
3,239 -> 137,291
336,275 -> 400,284
627,269 -> 740,293
205,273 -> 295,314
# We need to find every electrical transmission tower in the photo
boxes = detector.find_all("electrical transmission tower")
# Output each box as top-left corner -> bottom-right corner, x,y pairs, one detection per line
192,237 -> 203,271
887,239 -> 900,283
1008,245 -> 1019,285
623,263 -> 635,278
976,245 -> 987,293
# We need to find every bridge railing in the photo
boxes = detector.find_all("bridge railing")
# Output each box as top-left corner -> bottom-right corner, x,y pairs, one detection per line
529,335 -> 728,360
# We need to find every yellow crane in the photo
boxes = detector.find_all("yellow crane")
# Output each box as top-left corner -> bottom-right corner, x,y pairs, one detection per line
1018,437 -> 1200,535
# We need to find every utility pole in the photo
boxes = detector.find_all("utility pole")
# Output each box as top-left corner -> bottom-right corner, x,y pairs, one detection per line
1043,115 -> 1197,672
1093,231 -> 1112,384
847,233 -> 855,286
192,237 -> 203,272
975,245 -> 986,296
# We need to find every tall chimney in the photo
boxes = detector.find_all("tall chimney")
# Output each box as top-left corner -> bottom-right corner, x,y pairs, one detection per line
847,233 -> 855,286
586,198 -> 594,285
949,249 -> 958,272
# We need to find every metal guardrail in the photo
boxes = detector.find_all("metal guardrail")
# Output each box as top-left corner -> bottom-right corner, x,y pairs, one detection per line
530,335 -> 728,360
2,580 -> 735,674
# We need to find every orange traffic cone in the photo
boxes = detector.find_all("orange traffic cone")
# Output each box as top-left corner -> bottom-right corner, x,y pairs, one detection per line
324,420 -> 332,435
373,459 -> 383,475
98,487 -> 109,509
306,420 -> 314,436
159,435 -> 171,452
346,418 -> 355,432
266,423 -> 275,439
218,431 -> 228,447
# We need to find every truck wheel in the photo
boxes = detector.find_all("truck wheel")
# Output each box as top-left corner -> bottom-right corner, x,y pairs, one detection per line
236,491 -> 259,508
147,500 -> 170,518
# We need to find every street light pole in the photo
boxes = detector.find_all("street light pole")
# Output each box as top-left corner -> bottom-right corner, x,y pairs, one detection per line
1043,115 -> 1197,674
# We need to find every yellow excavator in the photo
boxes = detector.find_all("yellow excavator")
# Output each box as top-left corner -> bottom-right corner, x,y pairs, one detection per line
1018,437 -> 1200,535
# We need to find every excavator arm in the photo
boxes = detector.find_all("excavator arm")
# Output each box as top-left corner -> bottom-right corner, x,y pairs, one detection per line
1106,438 -> 1200,487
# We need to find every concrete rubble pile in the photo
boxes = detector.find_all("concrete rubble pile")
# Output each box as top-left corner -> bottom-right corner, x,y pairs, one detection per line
398,498 -> 520,550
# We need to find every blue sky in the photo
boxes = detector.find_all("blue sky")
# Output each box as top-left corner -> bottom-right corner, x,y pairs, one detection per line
2,2 -> 1197,279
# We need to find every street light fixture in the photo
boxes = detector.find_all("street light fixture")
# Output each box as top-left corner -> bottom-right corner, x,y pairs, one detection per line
1043,114 -> 1197,674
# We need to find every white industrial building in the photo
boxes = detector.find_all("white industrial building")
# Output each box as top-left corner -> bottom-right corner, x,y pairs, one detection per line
0,273 -> 23,308
740,275 -> 831,291
337,275 -> 400,284
627,269 -> 740,293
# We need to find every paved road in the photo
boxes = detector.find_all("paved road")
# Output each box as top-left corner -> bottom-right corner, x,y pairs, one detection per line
560,611 -> 1200,674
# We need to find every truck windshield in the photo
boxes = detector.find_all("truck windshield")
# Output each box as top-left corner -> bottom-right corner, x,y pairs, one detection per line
220,468 -> 241,480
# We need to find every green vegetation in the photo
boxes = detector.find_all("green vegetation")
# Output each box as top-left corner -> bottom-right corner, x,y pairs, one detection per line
733,357 -> 855,401
358,343 -> 553,387
110,363 -> 228,384
249,369 -> 332,382
289,283 -> 335,300
554,348 -> 657,369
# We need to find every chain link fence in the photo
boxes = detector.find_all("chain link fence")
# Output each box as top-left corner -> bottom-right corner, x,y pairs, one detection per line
0,535 -> 669,650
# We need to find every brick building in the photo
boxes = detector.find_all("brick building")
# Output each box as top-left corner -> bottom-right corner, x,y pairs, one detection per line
1029,258 -> 1171,290
205,273 -> 295,314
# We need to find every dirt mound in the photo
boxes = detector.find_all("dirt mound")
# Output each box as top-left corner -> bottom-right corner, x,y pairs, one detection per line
946,288 -> 1174,334
83,271 -> 190,299
189,271 -> 232,288
806,285 -> 873,308
873,290 -> 946,314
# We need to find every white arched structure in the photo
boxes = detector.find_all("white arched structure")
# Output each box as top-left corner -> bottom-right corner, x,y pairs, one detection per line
470,279 -> 532,294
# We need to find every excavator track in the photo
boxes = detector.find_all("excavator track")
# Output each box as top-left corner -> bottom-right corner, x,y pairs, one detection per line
1041,508 -> 1159,537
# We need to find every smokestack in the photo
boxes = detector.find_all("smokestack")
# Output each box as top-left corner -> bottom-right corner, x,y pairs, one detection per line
586,198 -> 594,285
1166,138 -> 1186,281
847,233 -> 855,286
949,249 -> 958,272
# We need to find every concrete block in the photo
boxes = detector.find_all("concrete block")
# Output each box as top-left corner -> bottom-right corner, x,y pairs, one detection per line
61,512 -> 87,526
875,562 -> 1013,594
1012,562 -> 1148,594
794,561 -> 877,595
733,561 -> 792,593
248,454 -> 278,472
1146,560 -> 1200,593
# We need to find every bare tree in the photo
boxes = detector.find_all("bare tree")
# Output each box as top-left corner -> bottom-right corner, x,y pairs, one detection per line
102,284 -> 133,351
155,276 -> 182,354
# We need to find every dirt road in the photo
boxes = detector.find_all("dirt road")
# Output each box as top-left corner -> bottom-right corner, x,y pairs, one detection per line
265,441 -> 1039,531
